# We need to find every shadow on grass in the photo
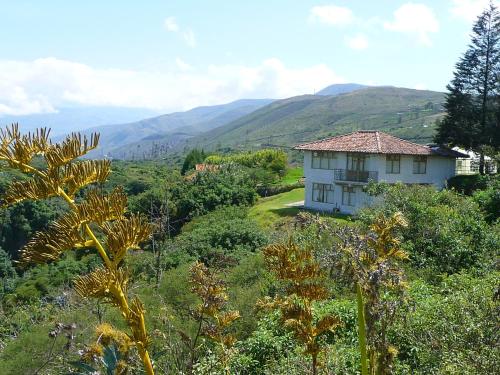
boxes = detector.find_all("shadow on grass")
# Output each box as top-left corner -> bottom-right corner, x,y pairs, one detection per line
270,207 -> 352,222
269,207 -> 301,217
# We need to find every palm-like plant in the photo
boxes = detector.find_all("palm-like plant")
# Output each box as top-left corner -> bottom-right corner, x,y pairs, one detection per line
258,241 -> 341,375
0,124 -> 155,374
188,261 -> 240,374
318,212 -> 408,375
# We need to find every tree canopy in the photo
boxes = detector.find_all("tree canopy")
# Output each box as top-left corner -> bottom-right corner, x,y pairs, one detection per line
435,2 -> 500,173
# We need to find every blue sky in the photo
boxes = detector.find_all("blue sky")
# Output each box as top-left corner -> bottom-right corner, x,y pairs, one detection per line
0,0 -> 494,115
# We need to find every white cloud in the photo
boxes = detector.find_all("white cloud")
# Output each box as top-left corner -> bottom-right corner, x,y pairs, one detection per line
309,5 -> 354,26
175,57 -> 192,72
0,57 -> 345,115
163,16 -> 196,47
414,83 -> 427,90
182,29 -> 197,48
345,34 -> 368,50
450,0 -> 499,22
164,16 -> 179,32
384,3 -> 439,46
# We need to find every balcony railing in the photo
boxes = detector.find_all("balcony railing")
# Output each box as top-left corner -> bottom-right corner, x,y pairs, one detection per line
334,169 -> 378,183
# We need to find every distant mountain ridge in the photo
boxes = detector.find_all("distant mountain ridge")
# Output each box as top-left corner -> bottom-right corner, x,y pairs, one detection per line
0,106 -> 160,136
175,86 -> 445,156
82,99 -> 274,158
4,84 -> 444,161
316,83 -> 369,96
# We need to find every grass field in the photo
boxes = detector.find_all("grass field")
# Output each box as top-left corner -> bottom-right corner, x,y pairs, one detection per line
280,166 -> 304,185
249,187 -> 350,228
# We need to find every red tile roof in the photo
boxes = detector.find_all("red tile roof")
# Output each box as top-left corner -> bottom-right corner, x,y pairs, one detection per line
294,131 -> 464,156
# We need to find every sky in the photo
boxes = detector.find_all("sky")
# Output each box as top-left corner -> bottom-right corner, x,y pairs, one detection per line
0,0 -> 496,116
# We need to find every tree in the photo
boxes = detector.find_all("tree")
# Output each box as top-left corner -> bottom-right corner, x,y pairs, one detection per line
181,149 -> 206,175
0,247 -> 16,297
435,2 -> 500,174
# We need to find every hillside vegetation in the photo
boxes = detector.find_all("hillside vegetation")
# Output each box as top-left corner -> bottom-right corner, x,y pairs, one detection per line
179,87 -> 445,154
81,99 -> 274,159
0,136 -> 498,374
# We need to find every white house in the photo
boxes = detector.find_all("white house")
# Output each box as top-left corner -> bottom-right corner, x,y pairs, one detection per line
453,147 -> 497,175
294,130 -> 467,214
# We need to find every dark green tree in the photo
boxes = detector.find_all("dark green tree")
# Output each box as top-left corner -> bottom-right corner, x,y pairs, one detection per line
181,148 -> 206,175
0,247 -> 16,296
435,2 -> 500,174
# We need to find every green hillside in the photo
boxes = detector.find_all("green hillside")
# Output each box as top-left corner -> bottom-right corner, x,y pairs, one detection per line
177,86 -> 445,153
79,99 -> 273,159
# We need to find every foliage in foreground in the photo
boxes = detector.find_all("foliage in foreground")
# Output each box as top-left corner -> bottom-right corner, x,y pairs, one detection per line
0,125 -> 155,374
258,240 -> 341,375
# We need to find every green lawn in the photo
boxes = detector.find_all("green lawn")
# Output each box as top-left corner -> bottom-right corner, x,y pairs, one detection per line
280,166 -> 304,185
249,187 -> 350,228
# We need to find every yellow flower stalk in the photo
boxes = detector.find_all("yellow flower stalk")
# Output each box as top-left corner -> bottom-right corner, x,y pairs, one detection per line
0,124 -> 155,374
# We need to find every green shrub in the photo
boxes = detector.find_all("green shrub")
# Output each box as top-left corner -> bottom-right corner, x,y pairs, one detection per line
447,174 -> 498,195
231,314 -> 296,375
473,178 -> 500,223
173,206 -> 267,264
205,149 -> 287,175
182,149 -> 206,175
256,181 -> 304,197
392,272 -> 500,374
360,184 -> 498,274
171,166 -> 258,222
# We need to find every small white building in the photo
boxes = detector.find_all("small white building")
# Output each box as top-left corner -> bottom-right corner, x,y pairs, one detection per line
294,131 -> 467,215
453,147 -> 497,175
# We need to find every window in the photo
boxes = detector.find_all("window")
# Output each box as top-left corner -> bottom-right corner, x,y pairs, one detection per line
312,183 -> 335,203
347,153 -> 366,171
413,156 -> 427,174
342,186 -> 355,206
386,155 -> 400,174
311,151 -> 336,169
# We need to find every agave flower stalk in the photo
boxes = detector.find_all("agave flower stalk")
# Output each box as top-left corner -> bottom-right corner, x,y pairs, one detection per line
258,241 -> 341,375
0,124 -> 155,374
315,212 -> 408,375
189,261 -> 240,374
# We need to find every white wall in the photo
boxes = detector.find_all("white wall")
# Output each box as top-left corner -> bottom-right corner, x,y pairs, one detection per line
302,151 -> 457,214
375,154 -> 456,188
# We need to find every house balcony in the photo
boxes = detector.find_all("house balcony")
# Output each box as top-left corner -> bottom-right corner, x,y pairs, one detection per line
333,169 -> 378,183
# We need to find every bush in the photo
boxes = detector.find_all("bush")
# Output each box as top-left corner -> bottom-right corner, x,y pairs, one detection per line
231,314 -> 296,374
173,206 -> 267,264
205,149 -> 287,175
3,254 -> 97,304
392,272 -> 500,374
171,166 -> 258,222
360,184 -> 498,274
447,174 -> 498,195
473,178 -> 500,223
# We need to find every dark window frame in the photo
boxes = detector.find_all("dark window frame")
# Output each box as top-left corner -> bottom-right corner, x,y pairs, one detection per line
311,151 -> 336,170
346,153 -> 367,171
413,156 -> 427,174
342,185 -> 355,206
386,154 -> 401,174
312,182 -> 335,203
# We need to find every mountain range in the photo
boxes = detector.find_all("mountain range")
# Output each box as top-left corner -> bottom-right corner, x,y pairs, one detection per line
0,106 -> 160,136
3,84 -> 446,160
180,86 -> 444,154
